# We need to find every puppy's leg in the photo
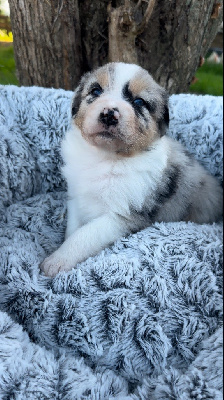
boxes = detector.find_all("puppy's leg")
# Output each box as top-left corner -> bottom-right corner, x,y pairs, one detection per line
40,214 -> 126,277
65,199 -> 80,239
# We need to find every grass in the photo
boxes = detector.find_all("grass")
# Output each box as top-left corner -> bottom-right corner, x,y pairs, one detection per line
189,61 -> 223,96
0,44 -> 18,85
0,42 -> 223,96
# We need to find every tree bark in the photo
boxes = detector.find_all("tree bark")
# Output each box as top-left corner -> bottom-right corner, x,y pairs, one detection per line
8,0 -> 223,93
78,0 -> 109,72
136,0 -> 223,92
8,0 -> 83,90
107,0 -> 156,64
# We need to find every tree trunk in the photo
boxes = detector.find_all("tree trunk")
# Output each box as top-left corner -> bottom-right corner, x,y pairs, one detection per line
8,0 -> 223,94
8,0 -> 83,90
137,0 -> 223,92
107,0 -> 156,64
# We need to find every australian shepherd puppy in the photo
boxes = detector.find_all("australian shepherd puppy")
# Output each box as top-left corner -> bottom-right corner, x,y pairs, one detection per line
41,62 -> 223,277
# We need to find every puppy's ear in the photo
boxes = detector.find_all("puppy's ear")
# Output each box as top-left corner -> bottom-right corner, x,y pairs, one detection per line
158,91 -> 170,136
71,72 -> 91,118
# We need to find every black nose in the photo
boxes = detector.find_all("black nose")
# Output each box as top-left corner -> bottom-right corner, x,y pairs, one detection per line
99,108 -> 119,127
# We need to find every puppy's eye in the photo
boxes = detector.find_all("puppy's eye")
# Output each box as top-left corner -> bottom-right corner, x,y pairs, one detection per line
89,86 -> 103,97
133,98 -> 145,107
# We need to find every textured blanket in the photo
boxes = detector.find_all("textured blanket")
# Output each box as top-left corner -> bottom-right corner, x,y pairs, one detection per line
0,85 -> 223,400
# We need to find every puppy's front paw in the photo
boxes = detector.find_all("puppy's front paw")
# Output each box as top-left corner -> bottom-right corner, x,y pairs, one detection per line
40,251 -> 75,277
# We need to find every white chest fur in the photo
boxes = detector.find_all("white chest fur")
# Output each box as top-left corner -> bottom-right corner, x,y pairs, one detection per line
61,124 -> 169,224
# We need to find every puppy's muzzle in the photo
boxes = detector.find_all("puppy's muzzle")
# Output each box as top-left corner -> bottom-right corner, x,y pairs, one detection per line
99,108 -> 120,127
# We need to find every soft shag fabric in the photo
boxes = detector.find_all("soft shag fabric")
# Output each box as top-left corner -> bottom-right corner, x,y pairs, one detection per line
0,85 -> 223,400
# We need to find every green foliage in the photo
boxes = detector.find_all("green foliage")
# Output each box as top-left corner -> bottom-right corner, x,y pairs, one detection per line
0,45 -> 18,85
190,61 -> 223,96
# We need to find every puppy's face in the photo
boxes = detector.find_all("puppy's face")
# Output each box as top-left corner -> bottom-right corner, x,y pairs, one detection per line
71,63 -> 169,155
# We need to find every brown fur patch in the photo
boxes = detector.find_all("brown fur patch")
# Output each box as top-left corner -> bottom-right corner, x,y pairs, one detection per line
129,70 -> 154,96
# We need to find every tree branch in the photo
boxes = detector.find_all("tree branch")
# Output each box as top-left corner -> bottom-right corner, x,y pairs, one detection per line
135,0 -> 156,34
134,0 -> 142,12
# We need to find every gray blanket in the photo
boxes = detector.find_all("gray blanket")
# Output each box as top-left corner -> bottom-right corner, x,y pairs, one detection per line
0,85 -> 223,400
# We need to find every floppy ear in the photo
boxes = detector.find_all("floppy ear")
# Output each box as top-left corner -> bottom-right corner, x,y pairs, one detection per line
158,91 -> 170,136
71,72 -> 91,118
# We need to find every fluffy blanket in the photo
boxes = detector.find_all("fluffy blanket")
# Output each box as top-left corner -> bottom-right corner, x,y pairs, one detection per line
0,85 -> 223,400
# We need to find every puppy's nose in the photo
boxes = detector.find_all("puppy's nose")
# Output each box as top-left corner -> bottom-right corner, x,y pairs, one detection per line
99,108 -> 120,127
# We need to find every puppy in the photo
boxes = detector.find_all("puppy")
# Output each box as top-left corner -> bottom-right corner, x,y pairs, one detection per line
41,62 -> 223,277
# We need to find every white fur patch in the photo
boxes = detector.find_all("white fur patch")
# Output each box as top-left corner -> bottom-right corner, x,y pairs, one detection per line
113,63 -> 140,94
62,125 -> 169,224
